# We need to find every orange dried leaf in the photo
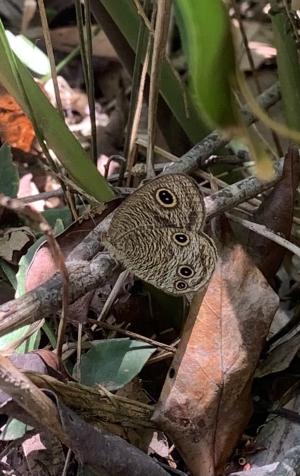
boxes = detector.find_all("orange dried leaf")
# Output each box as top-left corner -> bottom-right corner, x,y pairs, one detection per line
153,241 -> 279,475
0,89 -> 35,152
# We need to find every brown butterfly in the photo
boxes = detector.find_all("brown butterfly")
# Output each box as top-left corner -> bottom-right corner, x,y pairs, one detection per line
104,174 -> 217,295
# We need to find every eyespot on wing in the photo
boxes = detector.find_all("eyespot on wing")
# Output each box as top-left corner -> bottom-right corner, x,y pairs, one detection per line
104,225 -> 217,296
106,174 -> 206,244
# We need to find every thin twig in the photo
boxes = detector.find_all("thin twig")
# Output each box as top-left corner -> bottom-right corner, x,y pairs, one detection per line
88,318 -> 176,353
123,0 -> 152,167
74,0 -> 89,89
37,0 -> 63,117
126,18 -> 153,185
163,82 -> 281,175
20,189 -> 65,203
61,449 -> 73,476
226,212 -> 300,258
146,0 -> 171,178
84,0 -> 98,163
93,270 -> 130,326
205,173 -> 280,217
132,0 -> 154,32
75,323 -> 83,382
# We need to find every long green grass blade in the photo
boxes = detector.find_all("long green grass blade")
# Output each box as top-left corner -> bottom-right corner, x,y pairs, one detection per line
97,0 -> 209,143
0,19 -> 114,203
174,0 -> 239,130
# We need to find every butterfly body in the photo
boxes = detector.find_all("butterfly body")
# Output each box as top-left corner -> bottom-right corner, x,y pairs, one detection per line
104,174 -> 217,295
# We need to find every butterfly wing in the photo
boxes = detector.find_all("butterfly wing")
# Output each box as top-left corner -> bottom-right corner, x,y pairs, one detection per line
104,226 -> 217,295
107,174 -> 206,245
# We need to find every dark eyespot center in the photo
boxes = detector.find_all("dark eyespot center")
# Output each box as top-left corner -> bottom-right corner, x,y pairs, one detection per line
155,188 -> 177,208
175,280 -> 188,291
173,232 -> 189,246
178,265 -> 194,278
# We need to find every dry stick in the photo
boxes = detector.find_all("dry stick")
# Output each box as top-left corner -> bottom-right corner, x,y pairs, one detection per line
146,0 -> 171,178
74,0 -> 89,97
75,323 -> 83,382
123,0 -> 152,179
226,212 -> 300,258
0,256 -> 114,338
205,173 -> 280,218
88,318 -> 176,353
132,0 -> 154,32
84,0 -> 98,164
0,354 -> 69,445
94,270 -> 130,324
0,83 -> 281,337
37,0 -> 63,117
61,449 -> 73,476
163,81 -> 281,175
126,11 -> 153,185
20,189 -> 65,203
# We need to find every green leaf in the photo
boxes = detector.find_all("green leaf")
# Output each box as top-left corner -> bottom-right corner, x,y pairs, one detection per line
0,257 -> 17,289
174,0 -> 239,130
5,30 -> 51,76
269,6 -> 300,130
0,418 -> 32,441
0,325 -> 40,353
0,19 -> 114,203
0,143 -> 19,197
77,338 -> 156,390
0,234 -> 43,352
42,207 -> 73,229
13,215 -> 69,351
96,0 -> 209,143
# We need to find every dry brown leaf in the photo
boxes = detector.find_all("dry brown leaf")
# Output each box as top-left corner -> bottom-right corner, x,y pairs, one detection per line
18,173 -> 45,212
22,432 -> 65,476
232,19 -> 275,71
0,227 -> 33,263
50,26 -> 117,58
247,147 -> 300,282
0,88 -> 35,152
152,236 -> 279,476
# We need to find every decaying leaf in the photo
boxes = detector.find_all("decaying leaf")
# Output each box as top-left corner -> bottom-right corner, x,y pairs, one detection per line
0,86 -> 35,152
247,147 -> 300,282
0,227 -> 33,263
152,227 -> 279,475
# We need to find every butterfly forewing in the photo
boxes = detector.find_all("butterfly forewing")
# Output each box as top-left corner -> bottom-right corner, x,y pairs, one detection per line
107,174 -> 206,244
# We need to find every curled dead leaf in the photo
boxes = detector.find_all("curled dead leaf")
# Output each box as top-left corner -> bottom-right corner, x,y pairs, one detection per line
153,234 -> 279,476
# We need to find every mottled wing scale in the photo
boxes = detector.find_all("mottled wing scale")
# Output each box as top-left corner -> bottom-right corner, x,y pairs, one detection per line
105,226 -> 217,295
107,174 -> 205,245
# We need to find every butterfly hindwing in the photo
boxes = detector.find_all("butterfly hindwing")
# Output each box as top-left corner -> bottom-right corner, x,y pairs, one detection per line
105,226 -> 217,295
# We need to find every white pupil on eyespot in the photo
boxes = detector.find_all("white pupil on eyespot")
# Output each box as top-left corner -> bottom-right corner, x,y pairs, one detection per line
175,281 -> 188,290
174,233 -> 189,245
159,190 -> 173,203
179,266 -> 194,277
156,188 -> 177,207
